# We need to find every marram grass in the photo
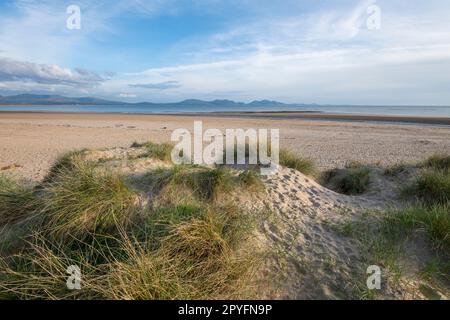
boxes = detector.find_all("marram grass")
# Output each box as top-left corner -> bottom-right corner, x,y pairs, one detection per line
0,150 -> 263,300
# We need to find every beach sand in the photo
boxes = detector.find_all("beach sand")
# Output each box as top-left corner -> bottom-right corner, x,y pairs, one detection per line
1,111 -> 449,181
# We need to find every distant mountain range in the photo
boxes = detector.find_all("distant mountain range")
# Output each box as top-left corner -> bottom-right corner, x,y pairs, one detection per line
0,94 -> 125,105
0,94 -> 304,108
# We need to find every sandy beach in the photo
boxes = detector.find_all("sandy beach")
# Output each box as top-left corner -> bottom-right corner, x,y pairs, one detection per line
1,111 -> 449,181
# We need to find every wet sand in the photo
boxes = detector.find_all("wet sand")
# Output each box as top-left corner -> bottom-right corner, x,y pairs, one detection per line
181,111 -> 450,125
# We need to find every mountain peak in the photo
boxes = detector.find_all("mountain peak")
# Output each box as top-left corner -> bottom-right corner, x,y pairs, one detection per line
248,100 -> 286,106
210,99 -> 241,106
179,99 -> 208,105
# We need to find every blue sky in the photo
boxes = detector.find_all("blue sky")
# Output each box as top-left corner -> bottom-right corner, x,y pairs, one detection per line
0,0 -> 450,105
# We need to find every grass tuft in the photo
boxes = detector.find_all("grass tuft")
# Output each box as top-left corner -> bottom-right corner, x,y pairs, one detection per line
39,160 -> 138,242
104,206 -> 258,299
130,141 -> 174,161
345,161 -> 364,169
144,142 -> 173,161
130,141 -> 142,148
0,175 -> 38,226
145,165 -> 263,203
384,162 -> 408,176
405,169 -> 450,205
422,154 -> 450,172
238,170 -> 265,191
383,204 -> 450,251
279,148 -> 316,176
43,150 -> 86,184
327,167 -> 371,195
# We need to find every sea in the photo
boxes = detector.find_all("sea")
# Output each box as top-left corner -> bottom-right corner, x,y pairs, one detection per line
0,104 -> 450,117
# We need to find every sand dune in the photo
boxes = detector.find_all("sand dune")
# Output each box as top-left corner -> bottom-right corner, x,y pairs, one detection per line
42,146 -> 448,299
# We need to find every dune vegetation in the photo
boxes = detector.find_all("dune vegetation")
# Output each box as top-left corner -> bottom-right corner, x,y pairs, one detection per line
322,163 -> 371,195
221,142 -> 317,176
278,148 -> 316,177
333,154 -> 450,299
0,146 -> 265,299
131,141 -> 174,162
0,141 -> 448,300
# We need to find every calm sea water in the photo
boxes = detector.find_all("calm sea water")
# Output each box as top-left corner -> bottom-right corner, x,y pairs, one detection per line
0,104 -> 449,117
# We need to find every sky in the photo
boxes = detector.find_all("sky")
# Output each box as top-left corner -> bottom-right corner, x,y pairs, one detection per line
0,0 -> 450,105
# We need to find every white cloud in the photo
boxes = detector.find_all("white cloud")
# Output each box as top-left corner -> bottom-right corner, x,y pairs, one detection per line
0,58 -> 108,86
120,42 -> 450,104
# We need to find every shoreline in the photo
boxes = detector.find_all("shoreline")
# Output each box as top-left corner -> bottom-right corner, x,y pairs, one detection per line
1,110 -> 449,125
